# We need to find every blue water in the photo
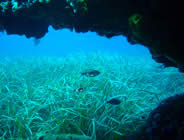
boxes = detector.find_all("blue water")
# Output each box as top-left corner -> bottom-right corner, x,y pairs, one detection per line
0,26 -> 151,57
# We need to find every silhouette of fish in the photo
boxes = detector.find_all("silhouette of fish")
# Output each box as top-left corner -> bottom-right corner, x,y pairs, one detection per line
33,38 -> 41,46
74,87 -> 85,92
107,98 -> 121,105
81,69 -> 100,77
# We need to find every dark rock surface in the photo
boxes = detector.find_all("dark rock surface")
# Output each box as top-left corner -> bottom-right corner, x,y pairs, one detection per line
0,0 -> 183,70
129,94 -> 184,140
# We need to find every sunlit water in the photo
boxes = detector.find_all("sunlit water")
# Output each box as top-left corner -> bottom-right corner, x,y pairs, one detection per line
0,26 -> 151,57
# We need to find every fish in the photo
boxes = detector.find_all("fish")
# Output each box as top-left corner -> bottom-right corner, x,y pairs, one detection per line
74,87 -> 85,92
106,98 -> 121,105
33,38 -> 41,46
81,69 -> 100,77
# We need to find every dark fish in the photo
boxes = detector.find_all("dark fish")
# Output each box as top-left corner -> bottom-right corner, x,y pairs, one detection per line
74,87 -> 85,92
107,98 -> 121,105
81,69 -> 100,77
157,64 -> 166,69
33,38 -> 41,46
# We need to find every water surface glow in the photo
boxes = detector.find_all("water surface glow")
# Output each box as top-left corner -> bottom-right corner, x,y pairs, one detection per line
0,26 -> 151,57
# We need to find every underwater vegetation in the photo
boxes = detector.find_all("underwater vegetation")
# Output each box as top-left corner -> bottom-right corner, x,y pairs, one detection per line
0,53 -> 184,140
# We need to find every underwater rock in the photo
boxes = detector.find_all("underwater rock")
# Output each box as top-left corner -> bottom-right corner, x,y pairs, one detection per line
135,93 -> 184,140
0,0 -> 183,71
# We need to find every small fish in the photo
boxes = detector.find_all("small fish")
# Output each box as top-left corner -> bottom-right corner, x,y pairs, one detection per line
157,64 -> 166,69
107,98 -> 121,105
74,87 -> 85,92
81,69 -> 100,77
33,38 -> 41,46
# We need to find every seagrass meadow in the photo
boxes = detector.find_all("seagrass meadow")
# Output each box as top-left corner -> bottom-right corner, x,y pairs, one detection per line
0,53 -> 184,140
